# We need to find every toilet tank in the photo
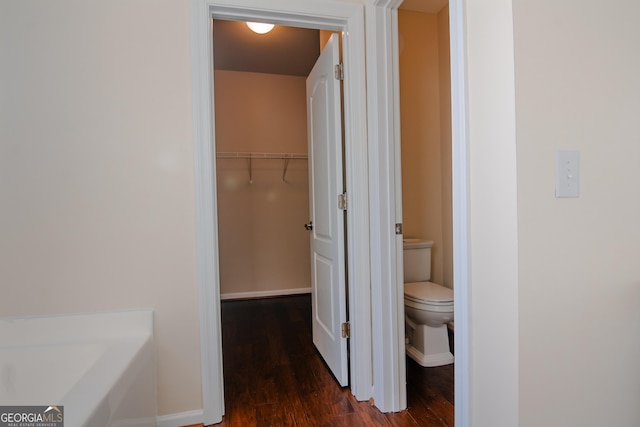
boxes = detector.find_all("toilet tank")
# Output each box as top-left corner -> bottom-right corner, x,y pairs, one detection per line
403,239 -> 434,283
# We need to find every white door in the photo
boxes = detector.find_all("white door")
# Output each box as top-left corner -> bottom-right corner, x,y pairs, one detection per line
306,33 -> 348,386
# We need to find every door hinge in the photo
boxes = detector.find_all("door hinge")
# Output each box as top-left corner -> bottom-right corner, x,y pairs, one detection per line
341,322 -> 350,339
395,223 -> 403,235
334,63 -> 344,80
338,192 -> 347,211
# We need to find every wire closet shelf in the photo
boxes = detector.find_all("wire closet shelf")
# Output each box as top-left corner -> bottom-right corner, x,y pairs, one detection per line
216,151 -> 308,183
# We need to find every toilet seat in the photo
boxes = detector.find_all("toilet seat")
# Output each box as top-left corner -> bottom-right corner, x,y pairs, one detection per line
404,281 -> 453,307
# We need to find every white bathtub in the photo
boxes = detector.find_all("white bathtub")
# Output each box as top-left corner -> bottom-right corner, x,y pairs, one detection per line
0,310 -> 156,427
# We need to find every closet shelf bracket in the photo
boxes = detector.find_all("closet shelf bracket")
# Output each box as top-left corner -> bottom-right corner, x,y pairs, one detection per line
282,158 -> 290,182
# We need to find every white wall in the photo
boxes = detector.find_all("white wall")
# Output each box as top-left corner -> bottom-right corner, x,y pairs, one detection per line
513,1 -> 640,425
0,0 -> 202,417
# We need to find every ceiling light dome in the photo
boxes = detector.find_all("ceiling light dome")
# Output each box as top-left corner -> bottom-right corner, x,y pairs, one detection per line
246,22 -> 275,34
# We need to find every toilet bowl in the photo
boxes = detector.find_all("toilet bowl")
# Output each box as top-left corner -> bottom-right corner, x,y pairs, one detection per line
403,239 -> 454,367
404,281 -> 454,367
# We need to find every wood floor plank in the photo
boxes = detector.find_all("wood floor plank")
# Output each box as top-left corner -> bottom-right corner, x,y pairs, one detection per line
209,295 -> 454,427
384,410 -> 422,427
255,402 -> 297,427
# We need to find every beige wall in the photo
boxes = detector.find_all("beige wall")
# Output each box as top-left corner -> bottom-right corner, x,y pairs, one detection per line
398,9 -> 453,288
437,6 -> 453,290
0,0 -> 201,416
513,1 -> 640,425
320,30 -> 333,50
214,70 -> 311,296
6,0 -> 640,425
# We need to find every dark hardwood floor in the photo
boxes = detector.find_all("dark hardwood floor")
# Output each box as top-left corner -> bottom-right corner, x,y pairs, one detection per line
199,295 -> 453,427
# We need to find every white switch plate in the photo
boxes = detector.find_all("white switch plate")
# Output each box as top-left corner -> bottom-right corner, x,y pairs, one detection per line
555,150 -> 580,198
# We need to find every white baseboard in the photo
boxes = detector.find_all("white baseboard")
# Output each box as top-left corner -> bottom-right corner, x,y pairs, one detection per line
220,287 -> 311,301
156,409 -> 203,427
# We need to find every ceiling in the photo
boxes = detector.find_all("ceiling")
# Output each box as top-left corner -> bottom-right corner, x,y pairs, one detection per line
212,0 -> 448,77
213,20 -> 320,76
401,0 -> 448,14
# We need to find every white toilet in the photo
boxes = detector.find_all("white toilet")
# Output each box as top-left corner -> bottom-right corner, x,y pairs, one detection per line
403,238 -> 454,367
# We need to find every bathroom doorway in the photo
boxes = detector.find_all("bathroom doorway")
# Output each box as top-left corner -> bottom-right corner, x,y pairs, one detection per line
399,2 -> 453,297
397,0 -> 455,420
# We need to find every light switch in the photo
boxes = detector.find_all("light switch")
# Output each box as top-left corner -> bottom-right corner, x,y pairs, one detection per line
555,150 -> 580,198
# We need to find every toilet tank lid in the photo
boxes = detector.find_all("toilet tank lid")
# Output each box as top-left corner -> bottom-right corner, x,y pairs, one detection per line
405,282 -> 453,303
402,238 -> 434,249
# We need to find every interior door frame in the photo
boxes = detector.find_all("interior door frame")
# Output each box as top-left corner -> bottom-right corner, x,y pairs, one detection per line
190,0 -> 371,424
365,0 -> 470,421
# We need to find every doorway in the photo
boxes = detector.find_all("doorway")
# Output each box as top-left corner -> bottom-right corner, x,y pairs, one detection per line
190,2 -> 372,423
397,1 -> 454,421
213,20 -> 350,387
190,0 -> 470,425
212,20 -> 318,303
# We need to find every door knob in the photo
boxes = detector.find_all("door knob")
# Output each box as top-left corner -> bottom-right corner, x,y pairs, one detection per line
304,221 -> 313,231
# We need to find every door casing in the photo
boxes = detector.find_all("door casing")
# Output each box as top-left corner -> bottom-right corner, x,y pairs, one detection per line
365,0 -> 470,420
190,0 -> 371,424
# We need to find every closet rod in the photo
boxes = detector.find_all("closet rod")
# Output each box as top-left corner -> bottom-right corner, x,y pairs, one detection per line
216,152 -> 308,160
216,152 -> 308,183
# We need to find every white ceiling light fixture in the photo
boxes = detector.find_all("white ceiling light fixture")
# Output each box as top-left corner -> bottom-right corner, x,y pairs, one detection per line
246,22 -> 275,34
